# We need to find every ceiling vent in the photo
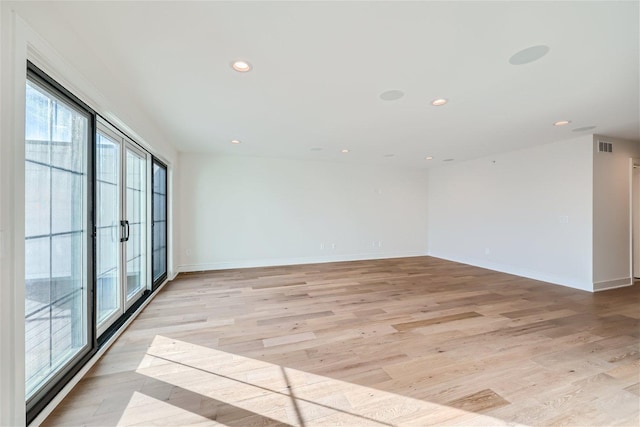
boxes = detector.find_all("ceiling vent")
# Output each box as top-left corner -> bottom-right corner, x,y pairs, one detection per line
598,141 -> 613,153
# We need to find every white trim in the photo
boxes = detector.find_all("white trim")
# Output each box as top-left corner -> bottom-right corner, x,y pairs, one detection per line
177,251 -> 428,273
0,11 -> 29,427
0,7 -> 24,426
593,277 -> 633,292
28,277 -> 172,427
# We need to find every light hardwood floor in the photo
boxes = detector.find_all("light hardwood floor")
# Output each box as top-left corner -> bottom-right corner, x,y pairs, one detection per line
43,256 -> 640,426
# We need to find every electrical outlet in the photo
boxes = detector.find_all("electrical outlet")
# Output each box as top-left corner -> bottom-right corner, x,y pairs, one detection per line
484,248 -> 490,255
378,240 -> 382,247
331,243 -> 336,250
320,243 -> 325,250
559,215 -> 569,224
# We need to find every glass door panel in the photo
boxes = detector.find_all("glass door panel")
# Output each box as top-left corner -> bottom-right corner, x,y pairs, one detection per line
125,146 -> 147,305
96,130 -> 122,332
152,160 -> 167,287
25,74 -> 91,402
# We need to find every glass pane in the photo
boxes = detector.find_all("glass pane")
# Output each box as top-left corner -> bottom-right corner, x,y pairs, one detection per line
25,162 -> 50,237
25,83 -> 51,164
51,169 -> 83,234
50,103 -> 86,173
126,149 -> 146,299
25,237 -> 50,287
96,133 -> 121,326
152,162 -> 167,283
25,78 -> 88,401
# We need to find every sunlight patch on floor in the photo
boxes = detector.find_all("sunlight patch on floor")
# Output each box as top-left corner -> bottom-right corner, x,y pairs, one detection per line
117,391 -> 228,426
122,334 -> 527,426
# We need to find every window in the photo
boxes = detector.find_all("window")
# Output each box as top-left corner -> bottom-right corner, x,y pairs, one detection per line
25,66 -> 94,411
152,159 -> 168,287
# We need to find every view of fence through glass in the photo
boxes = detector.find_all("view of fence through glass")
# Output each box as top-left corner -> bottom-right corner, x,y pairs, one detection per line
24,78 -> 88,399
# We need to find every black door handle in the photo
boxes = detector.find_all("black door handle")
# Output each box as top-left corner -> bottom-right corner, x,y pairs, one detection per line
120,220 -> 130,242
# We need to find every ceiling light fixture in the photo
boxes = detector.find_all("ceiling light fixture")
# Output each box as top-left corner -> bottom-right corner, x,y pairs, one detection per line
379,90 -> 405,101
425,156 -> 433,160
431,98 -> 448,106
341,149 -> 349,153
231,139 -> 241,144
231,60 -> 252,72
509,45 -> 550,65
553,120 -> 571,126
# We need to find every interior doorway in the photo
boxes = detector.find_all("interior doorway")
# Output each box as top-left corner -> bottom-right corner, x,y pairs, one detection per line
633,159 -> 640,279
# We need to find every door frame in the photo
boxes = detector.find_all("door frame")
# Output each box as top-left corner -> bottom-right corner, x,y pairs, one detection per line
631,158 -> 640,281
151,157 -> 168,289
25,61 -> 97,423
95,120 -> 150,331
95,120 -> 124,336
122,140 -> 149,311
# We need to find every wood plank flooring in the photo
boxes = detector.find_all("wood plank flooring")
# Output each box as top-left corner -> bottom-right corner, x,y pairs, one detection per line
43,256 -> 640,426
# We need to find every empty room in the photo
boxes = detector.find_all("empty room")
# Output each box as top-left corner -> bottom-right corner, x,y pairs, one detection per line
1,1 -> 639,426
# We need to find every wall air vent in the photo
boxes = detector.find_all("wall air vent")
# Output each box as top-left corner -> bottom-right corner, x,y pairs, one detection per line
598,141 -> 613,153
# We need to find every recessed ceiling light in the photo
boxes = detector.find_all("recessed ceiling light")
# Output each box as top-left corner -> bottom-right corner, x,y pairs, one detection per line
379,90 -> 405,101
341,149 -> 349,153
231,60 -> 252,72
509,45 -> 550,65
553,120 -> 571,126
231,139 -> 241,144
425,156 -> 434,160
431,98 -> 447,106
572,126 -> 597,132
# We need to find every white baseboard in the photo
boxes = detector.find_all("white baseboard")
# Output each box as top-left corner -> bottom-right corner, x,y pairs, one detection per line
29,277 -> 173,427
593,277 -> 633,292
177,251 -> 427,273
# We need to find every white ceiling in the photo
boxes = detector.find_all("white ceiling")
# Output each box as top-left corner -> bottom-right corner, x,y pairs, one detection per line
36,1 -> 640,167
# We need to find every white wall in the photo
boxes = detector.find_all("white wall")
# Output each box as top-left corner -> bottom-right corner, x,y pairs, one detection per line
177,154 -> 429,271
592,136 -> 640,289
427,135 -> 594,291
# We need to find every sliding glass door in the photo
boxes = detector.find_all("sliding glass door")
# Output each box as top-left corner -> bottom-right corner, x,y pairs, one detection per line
96,126 -> 122,334
96,121 -> 148,334
152,159 -> 168,288
25,63 -> 160,423
25,68 -> 93,409
124,145 -> 147,306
